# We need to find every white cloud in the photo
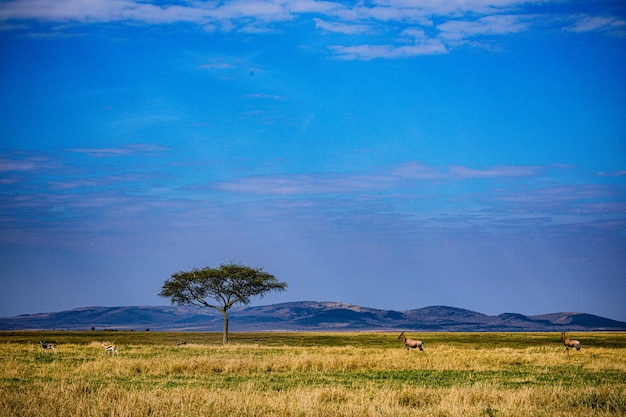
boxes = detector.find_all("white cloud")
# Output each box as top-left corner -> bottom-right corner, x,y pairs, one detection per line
449,165 -> 538,178
598,170 -> 626,177
370,0 -> 535,15
198,62 -> 236,70
388,162 -> 444,180
400,28 -> 429,39
0,158 -> 40,172
286,0 -> 342,14
213,162 -> 540,195
331,38 -> 447,60
564,14 -> 626,34
0,152 -> 55,172
0,0 -> 198,24
355,5 -> 426,22
437,14 -> 527,42
246,93 -> 287,101
314,18 -> 372,34
1,0 -> 623,59
67,144 -> 168,158
213,173 -> 395,195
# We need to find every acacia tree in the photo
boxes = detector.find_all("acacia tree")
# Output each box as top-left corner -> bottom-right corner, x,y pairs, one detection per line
158,262 -> 287,344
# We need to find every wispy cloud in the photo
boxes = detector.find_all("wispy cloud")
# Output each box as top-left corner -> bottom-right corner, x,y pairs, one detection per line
0,0 -> 206,24
198,62 -> 236,70
314,18 -> 372,35
3,148 -> 620,229
331,39 -> 447,60
2,0 -> 623,59
67,144 -> 168,158
437,14 -> 528,44
246,93 -> 287,101
486,183 -> 626,222
0,152 -> 57,172
214,172 -> 394,195
0,157 -> 41,172
213,162 -> 540,195
388,162 -> 445,180
449,165 -> 538,178
564,14 -> 626,35
598,170 -> 626,177
210,162 -> 626,231
1,146 -> 624,258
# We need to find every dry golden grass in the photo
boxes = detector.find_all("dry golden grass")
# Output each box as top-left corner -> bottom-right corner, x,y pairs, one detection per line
1,332 -> 625,416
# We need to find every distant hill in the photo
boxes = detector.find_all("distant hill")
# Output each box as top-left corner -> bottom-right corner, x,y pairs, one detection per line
1,301 -> 625,332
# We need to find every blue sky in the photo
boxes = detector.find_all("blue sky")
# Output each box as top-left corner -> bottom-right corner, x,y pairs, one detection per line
1,0 -> 625,321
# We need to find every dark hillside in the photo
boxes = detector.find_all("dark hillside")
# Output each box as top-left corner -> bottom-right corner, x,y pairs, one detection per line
1,302 -> 625,332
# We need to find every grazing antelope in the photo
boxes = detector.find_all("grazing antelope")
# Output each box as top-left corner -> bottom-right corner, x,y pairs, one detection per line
102,342 -> 118,356
398,332 -> 424,351
561,332 -> 581,354
39,341 -> 57,354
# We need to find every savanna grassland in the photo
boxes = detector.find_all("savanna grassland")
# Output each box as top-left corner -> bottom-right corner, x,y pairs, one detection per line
1,331 -> 625,416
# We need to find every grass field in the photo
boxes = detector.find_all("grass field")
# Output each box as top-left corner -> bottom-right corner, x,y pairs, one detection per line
1,331 -> 625,416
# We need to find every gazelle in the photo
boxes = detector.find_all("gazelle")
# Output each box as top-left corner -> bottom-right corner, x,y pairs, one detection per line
39,341 -> 57,354
561,332 -> 581,354
102,342 -> 118,356
398,332 -> 424,351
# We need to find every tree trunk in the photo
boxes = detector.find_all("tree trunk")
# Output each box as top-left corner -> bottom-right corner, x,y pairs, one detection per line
221,309 -> 229,344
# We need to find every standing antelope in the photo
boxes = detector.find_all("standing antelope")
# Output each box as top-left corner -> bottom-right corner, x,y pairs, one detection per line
398,332 -> 424,351
39,341 -> 57,354
561,332 -> 581,354
102,342 -> 118,356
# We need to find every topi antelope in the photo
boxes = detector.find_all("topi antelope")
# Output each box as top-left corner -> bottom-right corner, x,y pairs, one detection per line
39,341 -> 57,354
561,332 -> 581,354
398,332 -> 424,351
102,342 -> 118,356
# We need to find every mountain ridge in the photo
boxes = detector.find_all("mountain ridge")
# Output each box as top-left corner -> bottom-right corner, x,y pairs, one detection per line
1,301 -> 625,332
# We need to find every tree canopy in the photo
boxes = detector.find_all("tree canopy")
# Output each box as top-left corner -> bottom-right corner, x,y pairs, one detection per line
159,262 -> 287,343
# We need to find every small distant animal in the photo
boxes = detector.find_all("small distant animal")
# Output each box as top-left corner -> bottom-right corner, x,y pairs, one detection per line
101,342 -> 118,356
39,341 -> 57,354
398,332 -> 424,351
176,341 -> 187,346
561,332 -> 581,354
